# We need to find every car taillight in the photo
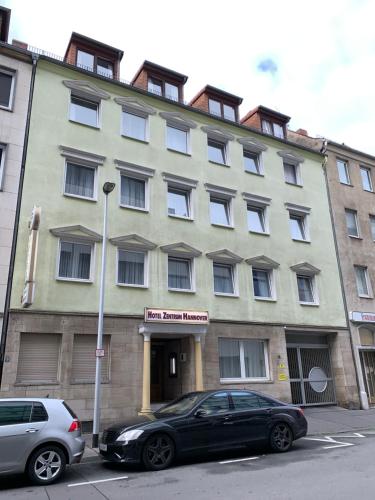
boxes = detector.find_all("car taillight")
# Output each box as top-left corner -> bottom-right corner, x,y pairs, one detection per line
68,419 -> 81,432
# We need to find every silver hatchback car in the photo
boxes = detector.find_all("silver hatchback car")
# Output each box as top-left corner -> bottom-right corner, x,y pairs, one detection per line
0,398 -> 85,485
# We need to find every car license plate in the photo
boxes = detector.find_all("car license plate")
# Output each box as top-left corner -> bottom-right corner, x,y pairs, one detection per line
99,443 -> 107,452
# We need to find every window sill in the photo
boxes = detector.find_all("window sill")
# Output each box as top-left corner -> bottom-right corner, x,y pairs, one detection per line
70,380 -> 110,385
64,193 -> 97,202
358,295 -> 374,299
209,160 -> 230,168
245,170 -> 264,177
299,302 -> 319,307
168,214 -> 194,222
254,297 -> 277,302
363,189 -> 374,194
339,182 -> 354,187
249,230 -> 270,236
167,148 -> 191,157
69,119 -> 100,130
0,104 -> 12,112
120,204 -> 149,213
117,283 -> 148,289
285,181 -> 303,188
56,277 -> 93,284
122,134 -> 149,145
14,382 -> 60,387
349,235 -> 362,240
168,288 -> 195,294
214,292 -> 239,298
292,238 -> 311,244
211,223 -> 234,230
220,378 -> 272,384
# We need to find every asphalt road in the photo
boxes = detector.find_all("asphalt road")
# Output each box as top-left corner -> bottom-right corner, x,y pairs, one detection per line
1,432 -> 375,500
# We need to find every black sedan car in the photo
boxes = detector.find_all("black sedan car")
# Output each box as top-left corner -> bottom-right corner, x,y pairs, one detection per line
99,390 -> 307,470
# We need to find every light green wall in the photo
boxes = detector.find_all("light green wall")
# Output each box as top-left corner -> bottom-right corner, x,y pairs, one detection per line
11,60 -> 347,327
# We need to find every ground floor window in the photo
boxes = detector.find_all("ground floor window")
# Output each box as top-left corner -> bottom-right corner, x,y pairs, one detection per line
16,333 -> 61,384
218,338 -> 268,381
71,334 -> 110,383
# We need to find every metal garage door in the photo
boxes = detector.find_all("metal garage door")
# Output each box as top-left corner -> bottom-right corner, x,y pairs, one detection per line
287,346 -> 336,406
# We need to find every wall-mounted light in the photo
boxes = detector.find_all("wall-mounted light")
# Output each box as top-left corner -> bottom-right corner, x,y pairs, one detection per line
169,352 -> 178,378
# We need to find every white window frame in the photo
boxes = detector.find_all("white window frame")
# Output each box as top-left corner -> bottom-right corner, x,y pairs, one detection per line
285,203 -> 311,242
167,185 -> 192,219
63,160 -> 98,202
296,274 -> 319,305
243,193 -> 271,235
283,161 -> 301,185
167,255 -> 195,293
163,172 -> 198,221
116,160 -> 155,213
219,338 -> 270,383
0,67 -> 16,111
69,94 -> 100,128
354,265 -> 373,298
252,267 -> 276,301
238,137 -> 267,176
212,261 -> 238,297
166,122 -> 190,154
202,126 -> 234,167
56,238 -> 95,283
337,158 -> 350,185
116,248 -> 148,288
206,183 -> 236,229
360,166 -> 373,192
0,144 -> 6,190
345,208 -> 360,238
121,109 -> 149,142
243,150 -> 262,175
278,150 -> 304,186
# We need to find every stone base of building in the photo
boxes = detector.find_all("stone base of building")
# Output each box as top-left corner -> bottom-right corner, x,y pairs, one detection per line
0,311 -> 360,427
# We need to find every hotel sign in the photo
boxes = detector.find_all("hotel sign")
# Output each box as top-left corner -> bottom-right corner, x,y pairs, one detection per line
350,311 -> 375,323
145,308 -> 209,324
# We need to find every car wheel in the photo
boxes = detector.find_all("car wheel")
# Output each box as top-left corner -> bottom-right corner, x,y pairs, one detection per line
27,445 -> 66,485
142,433 -> 175,471
269,422 -> 293,452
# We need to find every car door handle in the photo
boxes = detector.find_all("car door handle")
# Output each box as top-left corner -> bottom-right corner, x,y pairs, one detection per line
25,428 -> 38,433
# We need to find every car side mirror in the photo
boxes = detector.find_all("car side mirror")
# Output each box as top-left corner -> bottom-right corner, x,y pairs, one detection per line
194,409 -> 207,418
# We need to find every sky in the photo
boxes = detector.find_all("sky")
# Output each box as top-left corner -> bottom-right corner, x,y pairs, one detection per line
3,0 -> 375,154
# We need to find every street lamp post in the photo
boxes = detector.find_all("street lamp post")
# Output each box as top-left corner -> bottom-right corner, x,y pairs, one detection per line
92,182 -> 115,448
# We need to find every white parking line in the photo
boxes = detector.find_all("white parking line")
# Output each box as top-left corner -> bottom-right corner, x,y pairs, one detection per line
219,457 -> 259,464
302,433 -> 366,450
67,476 -> 129,487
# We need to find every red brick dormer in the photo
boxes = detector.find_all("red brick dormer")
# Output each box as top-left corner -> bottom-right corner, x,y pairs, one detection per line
241,105 -> 290,139
64,32 -> 124,80
189,85 -> 242,122
0,6 -> 11,43
131,60 -> 188,103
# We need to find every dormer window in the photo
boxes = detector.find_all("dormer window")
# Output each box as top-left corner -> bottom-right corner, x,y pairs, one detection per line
64,33 -> 123,79
76,49 -> 114,78
191,85 -> 242,122
208,99 -> 235,121
147,77 -> 179,101
132,61 -> 187,102
262,120 -> 285,138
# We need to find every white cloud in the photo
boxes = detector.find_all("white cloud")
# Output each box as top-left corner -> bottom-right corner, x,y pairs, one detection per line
4,0 -> 375,154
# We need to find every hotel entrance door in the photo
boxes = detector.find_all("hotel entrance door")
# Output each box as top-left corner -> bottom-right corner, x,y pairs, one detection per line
151,344 -> 164,402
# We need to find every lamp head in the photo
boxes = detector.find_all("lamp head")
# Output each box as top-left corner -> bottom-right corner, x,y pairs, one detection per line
103,182 -> 115,194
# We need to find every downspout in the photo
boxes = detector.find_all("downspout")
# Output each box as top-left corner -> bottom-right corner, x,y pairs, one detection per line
321,142 -> 369,409
0,52 -> 39,387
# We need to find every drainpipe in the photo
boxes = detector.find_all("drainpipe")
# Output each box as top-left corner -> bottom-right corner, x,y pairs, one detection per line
321,143 -> 369,409
0,52 -> 38,387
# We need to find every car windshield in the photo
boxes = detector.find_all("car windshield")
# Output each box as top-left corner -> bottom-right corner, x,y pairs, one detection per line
155,393 -> 202,416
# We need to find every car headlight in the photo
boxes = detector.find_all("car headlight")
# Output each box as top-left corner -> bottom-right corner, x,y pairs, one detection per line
116,429 -> 144,443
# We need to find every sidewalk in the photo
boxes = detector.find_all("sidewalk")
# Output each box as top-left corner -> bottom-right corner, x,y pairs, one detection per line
80,406 -> 375,463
